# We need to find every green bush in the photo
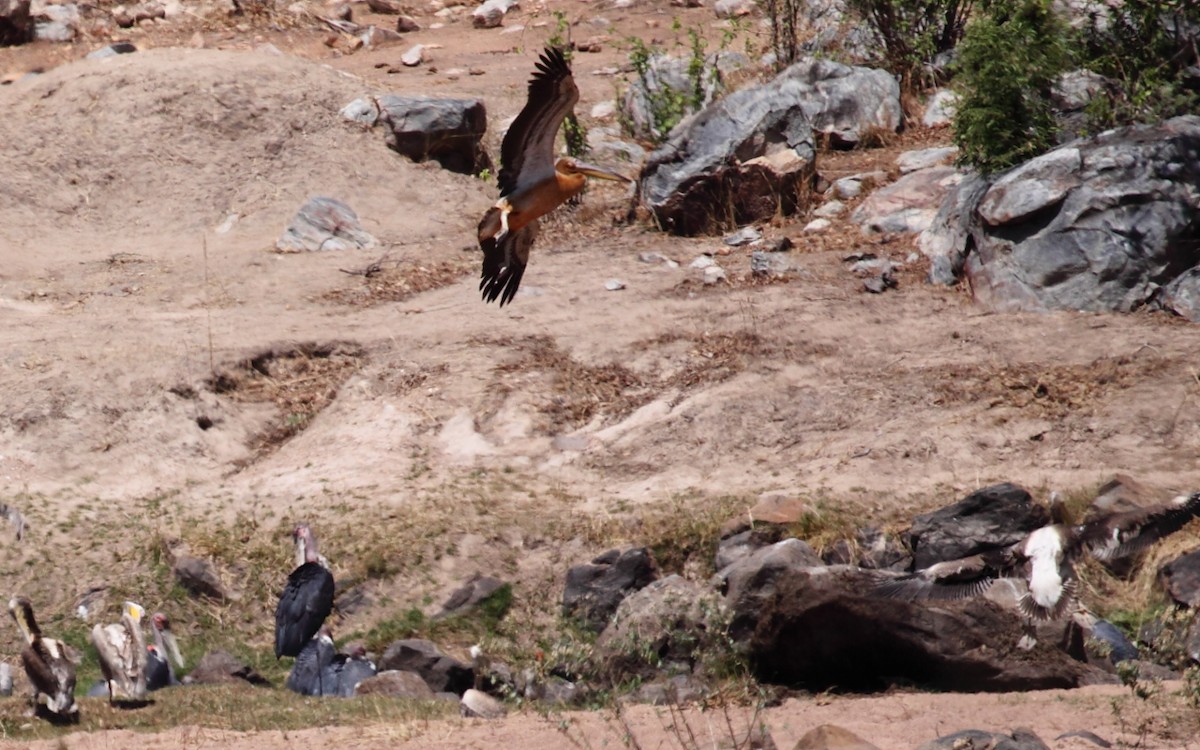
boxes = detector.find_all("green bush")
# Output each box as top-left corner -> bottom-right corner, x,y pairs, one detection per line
952,0 -> 1070,173
845,0 -> 975,88
1074,0 -> 1200,131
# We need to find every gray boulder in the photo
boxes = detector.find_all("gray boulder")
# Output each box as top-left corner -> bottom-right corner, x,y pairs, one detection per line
354,669 -> 435,698
915,728 -> 1050,750
592,575 -> 723,681
748,566 -> 1104,692
436,574 -> 508,619
1,0 -> 32,45
718,538 -> 823,640
276,196 -> 376,253
919,116 -> 1200,320
375,95 -> 489,175
172,555 -> 228,602
378,639 -> 473,695
903,483 -> 1050,570
620,51 -> 746,143
639,73 -> 816,235
562,547 -> 658,633
1160,548 -> 1200,607
471,0 -> 518,28
851,165 -> 963,235
923,89 -> 958,128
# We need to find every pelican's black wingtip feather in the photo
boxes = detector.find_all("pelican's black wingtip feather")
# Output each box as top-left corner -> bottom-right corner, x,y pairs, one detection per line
531,46 -> 571,84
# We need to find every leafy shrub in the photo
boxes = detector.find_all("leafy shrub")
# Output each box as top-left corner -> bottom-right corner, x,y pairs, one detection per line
1073,0 -> 1200,130
952,0 -> 1070,173
621,30 -> 717,143
844,0 -> 975,87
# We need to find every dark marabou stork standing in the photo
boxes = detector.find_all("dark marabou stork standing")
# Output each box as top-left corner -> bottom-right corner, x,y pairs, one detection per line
91,600 -> 149,704
478,46 -> 632,306
876,492 -> 1200,627
275,524 -> 335,659
145,612 -> 185,691
285,627 -> 335,696
8,596 -> 78,719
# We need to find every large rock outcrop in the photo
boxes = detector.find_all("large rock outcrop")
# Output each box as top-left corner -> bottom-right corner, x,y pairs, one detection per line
903,483 -> 1050,570
920,116 -> 1200,319
640,58 -> 900,235
747,566 -> 1104,692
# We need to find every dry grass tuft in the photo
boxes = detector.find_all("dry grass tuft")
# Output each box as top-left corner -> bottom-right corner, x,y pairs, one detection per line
323,258 -> 475,307
207,341 -> 366,456
931,354 -> 1171,417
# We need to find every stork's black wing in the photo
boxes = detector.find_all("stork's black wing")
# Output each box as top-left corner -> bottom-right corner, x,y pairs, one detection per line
480,218 -> 538,306
872,546 -> 1021,602
497,47 -> 578,198
274,562 -> 334,658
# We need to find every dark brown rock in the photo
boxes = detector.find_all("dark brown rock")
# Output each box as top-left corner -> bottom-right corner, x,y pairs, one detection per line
904,483 -> 1050,570
378,639 -> 473,695
354,669 -> 435,698
185,650 -> 269,686
748,566 -> 1103,692
0,0 -> 32,46
562,547 -> 658,633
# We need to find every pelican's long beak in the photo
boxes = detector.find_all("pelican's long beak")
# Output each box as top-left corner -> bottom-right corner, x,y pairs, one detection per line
575,162 -> 633,183
125,602 -> 145,622
163,629 -> 185,668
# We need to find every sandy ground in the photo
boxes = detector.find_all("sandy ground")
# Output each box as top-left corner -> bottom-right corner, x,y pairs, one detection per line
2,0 -> 1200,747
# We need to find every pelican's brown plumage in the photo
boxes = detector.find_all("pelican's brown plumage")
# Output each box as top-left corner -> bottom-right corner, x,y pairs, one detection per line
478,46 -> 632,306
92,600 -> 149,703
876,492 -> 1200,622
8,596 -> 78,718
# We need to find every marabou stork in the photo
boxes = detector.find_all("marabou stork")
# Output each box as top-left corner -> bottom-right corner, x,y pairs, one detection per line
145,612 -> 185,690
478,46 -> 632,306
91,600 -> 149,703
323,642 -> 377,697
876,492 -> 1200,627
8,596 -> 78,719
275,524 -> 335,659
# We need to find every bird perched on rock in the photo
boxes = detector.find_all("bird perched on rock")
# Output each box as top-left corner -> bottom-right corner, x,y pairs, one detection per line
8,596 -> 78,720
478,46 -> 632,306
92,600 -> 149,704
876,492 -> 1200,625
275,524 -> 335,659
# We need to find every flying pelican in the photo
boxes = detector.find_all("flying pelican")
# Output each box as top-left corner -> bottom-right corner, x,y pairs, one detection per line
8,596 -> 78,719
876,492 -> 1200,622
478,46 -> 632,306
275,523 -> 335,659
92,600 -> 149,703
145,612 -> 185,691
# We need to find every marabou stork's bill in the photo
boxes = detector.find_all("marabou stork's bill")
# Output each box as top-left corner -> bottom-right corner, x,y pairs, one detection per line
145,612 -> 185,691
478,46 -> 632,306
876,492 -> 1200,622
275,524 -> 335,659
92,600 -> 149,703
8,596 -> 78,719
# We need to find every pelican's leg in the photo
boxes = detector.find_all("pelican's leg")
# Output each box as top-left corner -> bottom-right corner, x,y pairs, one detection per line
494,199 -> 513,242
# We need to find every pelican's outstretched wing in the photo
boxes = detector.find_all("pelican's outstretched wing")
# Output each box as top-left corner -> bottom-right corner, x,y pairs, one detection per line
1081,491 -> 1200,561
497,47 -> 578,198
872,554 -> 1003,602
480,218 -> 538,306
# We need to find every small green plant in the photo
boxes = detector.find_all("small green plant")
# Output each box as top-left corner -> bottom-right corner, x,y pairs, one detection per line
547,10 -> 573,60
1073,0 -> 1200,131
621,34 -> 715,143
952,0 -> 1070,173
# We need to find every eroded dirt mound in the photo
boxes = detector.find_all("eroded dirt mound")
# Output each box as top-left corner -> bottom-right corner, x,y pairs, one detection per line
0,47 -> 486,243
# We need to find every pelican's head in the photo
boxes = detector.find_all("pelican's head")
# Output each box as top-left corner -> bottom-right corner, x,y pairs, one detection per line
554,157 -> 632,183
124,601 -> 146,623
